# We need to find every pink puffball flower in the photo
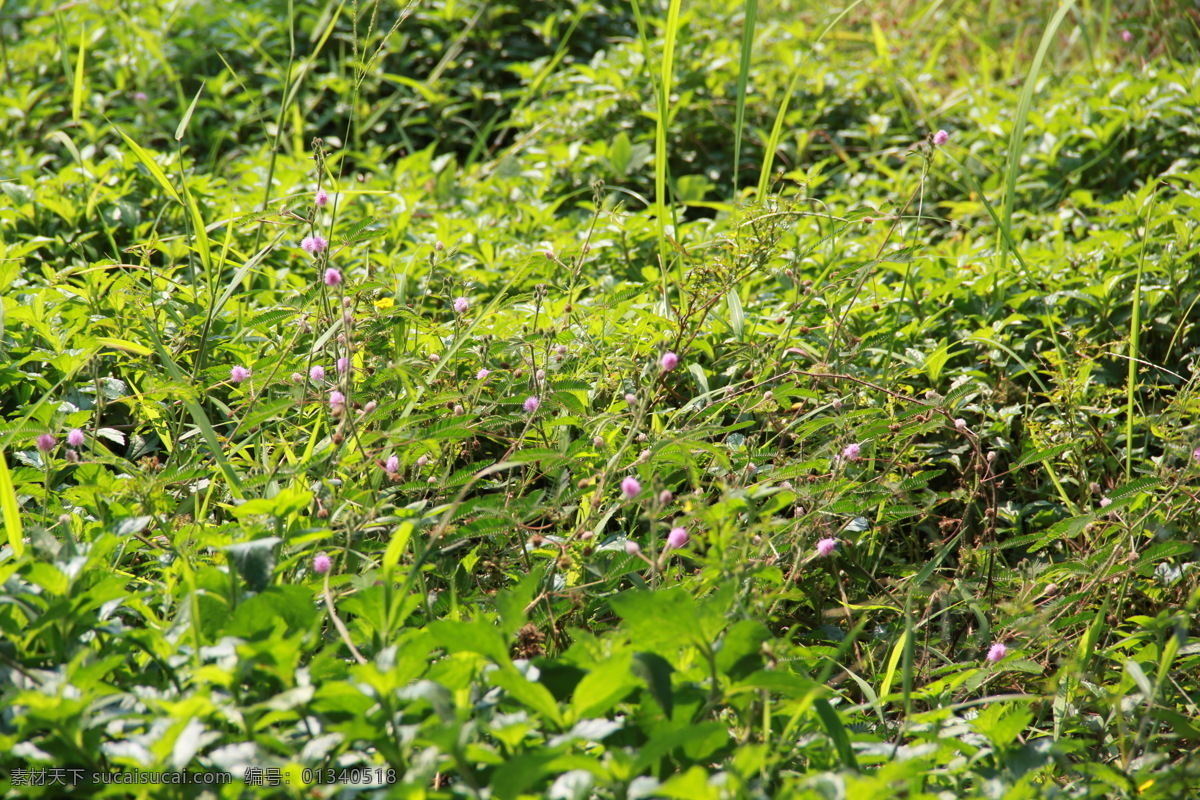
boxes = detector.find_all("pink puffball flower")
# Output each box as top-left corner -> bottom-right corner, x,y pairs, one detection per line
310,365 -> 326,382
1121,29 -> 1133,43
315,188 -> 329,208
660,351 -> 679,372
621,476 -> 641,499
453,297 -> 469,314
524,396 -> 540,413
659,489 -> 673,505
625,393 -> 637,406
625,540 -> 641,555
535,369 -> 546,381
986,643 -> 1007,663
329,390 -> 346,412
666,527 -> 689,549
816,538 -> 838,557
337,357 -> 349,374
324,267 -> 342,286
230,365 -> 251,383
385,455 -> 400,474
954,418 -> 968,432
313,553 -> 332,575
302,235 -> 328,255
416,454 -> 430,468
842,443 -> 862,462
477,368 -> 490,380
36,433 -> 56,453
1192,446 -> 1200,463
933,129 -> 949,146
67,429 -> 85,448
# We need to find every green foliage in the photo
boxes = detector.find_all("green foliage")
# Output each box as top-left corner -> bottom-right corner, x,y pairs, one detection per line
2,0 -> 1200,798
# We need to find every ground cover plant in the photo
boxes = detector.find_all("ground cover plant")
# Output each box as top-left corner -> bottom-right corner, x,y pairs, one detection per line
2,0 -> 1200,797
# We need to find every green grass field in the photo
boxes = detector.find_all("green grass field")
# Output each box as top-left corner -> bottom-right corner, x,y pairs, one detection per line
2,0 -> 1199,797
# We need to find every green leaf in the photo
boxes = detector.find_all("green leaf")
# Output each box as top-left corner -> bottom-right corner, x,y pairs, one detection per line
631,651 -> 675,719
813,697 -> 859,772
222,537 -> 280,593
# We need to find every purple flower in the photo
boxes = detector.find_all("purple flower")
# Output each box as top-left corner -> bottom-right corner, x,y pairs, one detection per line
666,527 -> 689,549
453,404 -> 464,416
1193,446 -> 1200,463
842,443 -> 862,462
302,235 -> 328,255
625,540 -> 641,555
986,642 -> 1007,663
329,390 -> 345,412
67,429 -> 85,448
310,365 -> 326,382
625,393 -> 637,406
477,368 -> 490,380
816,538 -> 838,557
659,489 -> 673,505
315,188 -> 329,208
230,365 -> 251,383
337,357 -> 349,374
524,396 -> 540,413
621,476 -> 641,499
1121,29 -> 1133,43
323,267 -> 342,286
385,455 -> 399,474
1099,497 -> 1113,508
933,129 -> 949,146
313,553 -> 332,575
133,91 -> 148,103
454,297 -> 469,314
416,454 -> 430,467
954,418 -> 968,432
36,433 -> 56,453
660,352 -> 679,372
535,369 -> 546,381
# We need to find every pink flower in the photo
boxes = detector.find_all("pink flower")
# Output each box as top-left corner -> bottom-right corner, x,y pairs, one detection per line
416,454 -> 430,468
363,401 -> 377,414
666,527 -> 689,549
621,476 -> 641,498
323,267 -> 342,286
660,352 -> 679,372
524,396 -> 540,413
954,418 -> 968,432
36,433 -> 56,453
659,489 -> 673,504
454,297 -> 469,314
625,540 -> 641,555
1121,29 -> 1133,43
453,404 -> 464,416
1099,497 -> 1112,508
986,643 -> 1007,663
625,393 -> 637,406
1193,446 -> 1200,463
313,553 -> 332,575
230,365 -> 251,383
133,91 -> 148,103
842,443 -> 862,462
535,369 -> 546,381
477,368 -> 490,380
315,188 -> 329,207
385,455 -> 399,474
337,357 -> 349,374
309,365 -> 326,382
816,538 -> 838,557
301,235 -> 328,255
933,129 -> 949,146
67,429 -> 85,448
329,390 -> 345,412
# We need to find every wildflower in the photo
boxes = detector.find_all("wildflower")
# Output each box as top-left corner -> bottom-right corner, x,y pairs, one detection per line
416,454 -> 429,468
524,396 -> 540,413
625,540 -> 641,555
592,436 -> 605,448
621,476 -> 641,498
315,188 -> 329,208
842,443 -> 862,462
659,489 -> 673,505
1121,29 -> 1133,43
385,455 -> 399,474
933,129 -> 949,146
555,344 -> 568,356
477,368 -> 490,380
666,527 -> 689,549
363,401 -> 377,414
453,297 -> 469,314
1099,497 -> 1112,508
230,365 -> 251,383
290,372 -> 304,384
986,643 -> 1007,663
313,553 -> 332,575
324,267 -> 342,286
329,390 -> 345,412
67,429 -> 85,448
1193,445 -> 1200,463
301,235 -> 328,255
954,418 -> 968,432
453,404 -> 464,416
625,393 -> 637,406
660,351 -> 679,372
429,354 -> 440,364
133,91 -> 148,103
310,365 -> 326,382
36,433 -> 56,453
337,357 -> 348,374
816,538 -> 838,557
